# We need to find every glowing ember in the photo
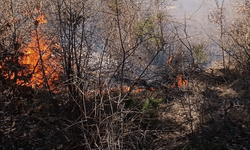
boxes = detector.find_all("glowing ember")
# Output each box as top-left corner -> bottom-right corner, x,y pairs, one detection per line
123,86 -> 131,93
150,87 -> 155,91
132,88 -> 145,93
117,86 -> 121,91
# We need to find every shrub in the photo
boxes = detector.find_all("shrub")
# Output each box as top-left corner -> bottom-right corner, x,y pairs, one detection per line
142,97 -> 162,116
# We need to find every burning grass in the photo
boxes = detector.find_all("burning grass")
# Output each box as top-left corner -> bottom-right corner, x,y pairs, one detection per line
1,66 -> 250,149
0,11 -> 249,149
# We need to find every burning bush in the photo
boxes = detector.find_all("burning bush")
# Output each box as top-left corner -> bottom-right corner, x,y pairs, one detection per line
0,14 -> 62,92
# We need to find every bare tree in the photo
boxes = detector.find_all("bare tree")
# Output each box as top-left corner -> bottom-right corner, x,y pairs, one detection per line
208,0 -> 226,71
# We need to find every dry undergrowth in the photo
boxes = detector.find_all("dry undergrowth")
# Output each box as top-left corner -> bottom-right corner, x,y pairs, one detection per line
1,69 -> 250,149
150,70 -> 250,149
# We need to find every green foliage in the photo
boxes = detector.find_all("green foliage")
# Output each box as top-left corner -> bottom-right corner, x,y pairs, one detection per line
142,97 -> 162,116
135,18 -> 160,44
193,44 -> 207,65
136,18 -> 155,37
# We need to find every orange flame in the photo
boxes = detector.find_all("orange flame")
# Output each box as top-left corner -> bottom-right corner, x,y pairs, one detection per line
167,55 -> 173,64
16,15 -> 62,91
172,75 -> 188,88
177,75 -> 188,87
86,85 -> 149,96
35,14 -> 47,25
150,87 -> 155,91
117,86 -> 121,91
132,88 -> 145,93
124,86 -> 131,93
162,75 -> 188,88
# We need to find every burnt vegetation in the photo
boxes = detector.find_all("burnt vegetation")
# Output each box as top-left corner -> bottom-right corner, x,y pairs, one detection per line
1,0 -> 250,149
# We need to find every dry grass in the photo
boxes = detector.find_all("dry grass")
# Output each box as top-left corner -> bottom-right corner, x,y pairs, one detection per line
1,69 -> 250,149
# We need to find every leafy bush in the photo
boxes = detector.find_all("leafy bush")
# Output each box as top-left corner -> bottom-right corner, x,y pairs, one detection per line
135,17 -> 161,44
142,97 -> 162,116
193,44 -> 207,65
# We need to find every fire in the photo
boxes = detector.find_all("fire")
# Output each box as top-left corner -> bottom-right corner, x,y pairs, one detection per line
167,55 -> 173,64
177,75 -> 188,87
150,87 -> 155,91
123,86 -> 131,93
86,75 -> 188,96
35,14 -> 47,25
162,75 -> 188,89
86,85 -> 150,97
132,88 -> 145,93
116,86 -> 131,93
85,76 -> 188,97
117,86 -> 145,94
17,14 -> 62,91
